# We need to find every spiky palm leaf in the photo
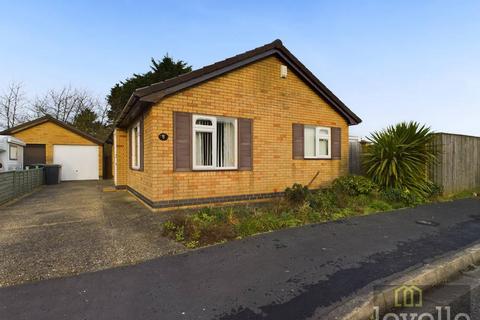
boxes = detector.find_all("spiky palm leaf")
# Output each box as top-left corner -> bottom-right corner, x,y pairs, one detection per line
363,122 -> 436,197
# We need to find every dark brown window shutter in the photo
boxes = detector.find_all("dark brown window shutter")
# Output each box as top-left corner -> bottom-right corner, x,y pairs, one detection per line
238,118 -> 253,170
139,114 -> 144,171
331,127 -> 341,160
174,112 -> 192,171
292,124 -> 304,159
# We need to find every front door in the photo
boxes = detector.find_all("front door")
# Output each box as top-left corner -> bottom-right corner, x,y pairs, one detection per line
24,144 -> 46,166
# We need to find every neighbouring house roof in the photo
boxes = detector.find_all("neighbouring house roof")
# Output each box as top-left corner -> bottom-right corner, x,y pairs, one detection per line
115,39 -> 362,128
0,115 -> 104,145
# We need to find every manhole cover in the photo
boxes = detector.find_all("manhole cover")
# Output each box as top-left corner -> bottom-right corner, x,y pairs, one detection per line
415,220 -> 439,227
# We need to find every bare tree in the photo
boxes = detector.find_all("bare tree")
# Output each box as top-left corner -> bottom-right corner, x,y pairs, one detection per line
0,81 -> 28,129
30,94 -> 49,119
96,100 -> 111,126
1,83 -> 111,139
32,86 -> 99,123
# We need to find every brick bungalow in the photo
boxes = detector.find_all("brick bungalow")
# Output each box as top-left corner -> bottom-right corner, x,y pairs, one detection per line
113,39 -> 362,210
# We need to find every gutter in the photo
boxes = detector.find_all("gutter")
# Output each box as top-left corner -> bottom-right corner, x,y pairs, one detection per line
114,94 -> 140,129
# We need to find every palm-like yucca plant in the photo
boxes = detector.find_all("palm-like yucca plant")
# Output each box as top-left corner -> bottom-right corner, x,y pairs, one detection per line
363,121 -> 436,197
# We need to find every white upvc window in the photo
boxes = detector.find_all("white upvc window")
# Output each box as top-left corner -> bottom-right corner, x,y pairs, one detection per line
192,114 -> 237,170
130,121 -> 141,169
304,126 -> 331,159
9,145 -> 18,160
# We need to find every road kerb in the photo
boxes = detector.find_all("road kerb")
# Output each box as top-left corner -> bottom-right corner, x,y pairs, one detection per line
324,242 -> 480,320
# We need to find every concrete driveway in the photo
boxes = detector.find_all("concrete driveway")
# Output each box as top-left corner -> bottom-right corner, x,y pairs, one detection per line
0,181 -> 184,288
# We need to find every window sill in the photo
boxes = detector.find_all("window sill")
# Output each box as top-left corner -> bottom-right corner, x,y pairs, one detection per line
303,157 -> 332,160
192,167 -> 239,172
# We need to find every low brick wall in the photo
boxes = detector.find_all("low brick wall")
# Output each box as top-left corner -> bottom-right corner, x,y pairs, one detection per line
0,168 -> 44,205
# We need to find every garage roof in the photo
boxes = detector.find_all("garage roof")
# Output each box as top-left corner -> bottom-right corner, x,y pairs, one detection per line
0,115 -> 104,145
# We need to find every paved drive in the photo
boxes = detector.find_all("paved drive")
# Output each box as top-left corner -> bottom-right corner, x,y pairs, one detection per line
1,198 -> 480,319
0,181 -> 184,287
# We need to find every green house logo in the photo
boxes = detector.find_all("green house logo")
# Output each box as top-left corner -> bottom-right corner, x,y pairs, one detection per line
394,285 -> 423,308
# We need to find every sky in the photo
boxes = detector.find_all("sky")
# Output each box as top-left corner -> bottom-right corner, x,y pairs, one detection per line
1,0 -> 479,137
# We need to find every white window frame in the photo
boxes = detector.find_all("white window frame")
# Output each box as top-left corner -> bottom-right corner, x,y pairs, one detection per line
130,121 -> 141,170
192,114 -> 238,170
304,126 -> 331,159
9,145 -> 18,160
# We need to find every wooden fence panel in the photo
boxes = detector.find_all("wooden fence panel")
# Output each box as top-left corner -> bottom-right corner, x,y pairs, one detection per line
430,133 -> 480,194
0,168 -> 44,205
349,137 -> 364,175
0,172 -> 15,204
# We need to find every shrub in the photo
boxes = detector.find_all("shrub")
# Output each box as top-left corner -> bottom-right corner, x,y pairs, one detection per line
427,183 -> 443,199
330,208 -> 357,220
185,240 -> 199,249
198,223 -> 236,244
284,183 -> 310,206
346,194 -> 373,213
295,202 -> 316,223
308,188 -> 337,214
162,220 -> 177,234
191,208 -> 216,225
162,215 -> 187,238
380,188 -> 425,206
332,175 -> 376,196
161,209 -> 238,247
236,211 -> 299,237
363,121 -> 437,197
364,200 -> 393,214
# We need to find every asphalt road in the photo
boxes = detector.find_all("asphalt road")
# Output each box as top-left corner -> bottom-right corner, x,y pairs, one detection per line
1,198 -> 480,320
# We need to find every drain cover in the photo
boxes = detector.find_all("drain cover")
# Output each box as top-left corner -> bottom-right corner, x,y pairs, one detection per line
416,220 -> 439,227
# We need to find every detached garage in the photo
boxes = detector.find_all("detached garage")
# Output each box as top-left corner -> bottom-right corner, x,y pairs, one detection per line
1,115 -> 103,180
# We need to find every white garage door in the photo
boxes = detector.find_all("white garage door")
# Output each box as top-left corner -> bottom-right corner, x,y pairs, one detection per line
53,145 -> 99,181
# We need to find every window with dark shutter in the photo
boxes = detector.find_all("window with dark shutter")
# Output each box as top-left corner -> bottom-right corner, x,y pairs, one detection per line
192,115 -> 237,170
238,118 -> 253,170
331,127 -> 341,160
174,112 -> 192,171
304,126 -> 331,159
292,124 -> 304,159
